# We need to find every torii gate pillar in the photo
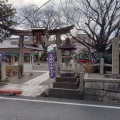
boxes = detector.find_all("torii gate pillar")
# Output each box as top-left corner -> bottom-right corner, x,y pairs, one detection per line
18,35 -> 24,78
56,33 -> 62,75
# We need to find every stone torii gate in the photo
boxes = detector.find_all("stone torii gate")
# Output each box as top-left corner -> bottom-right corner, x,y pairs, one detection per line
10,25 -> 74,78
10,29 -> 33,78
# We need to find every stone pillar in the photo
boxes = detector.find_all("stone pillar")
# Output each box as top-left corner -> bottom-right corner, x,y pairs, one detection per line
78,63 -> 84,73
100,58 -> 104,74
80,72 -> 84,93
112,37 -> 119,75
56,33 -> 62,75
74,63 -> 77,75
1,61 -> 6,81
18,35 -> 24,78
73,58 -> 77,75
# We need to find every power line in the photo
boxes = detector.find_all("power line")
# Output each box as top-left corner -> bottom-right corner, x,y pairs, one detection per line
12,0 -> 51,28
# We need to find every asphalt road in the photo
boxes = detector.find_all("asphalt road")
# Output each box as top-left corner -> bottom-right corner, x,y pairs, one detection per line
0,96 -> 120,120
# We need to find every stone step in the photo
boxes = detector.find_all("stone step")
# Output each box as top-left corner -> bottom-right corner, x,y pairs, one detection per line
56,76 -> 77,83
59,71 -> 75,77
48,88 -> 84,100
53,79 -> 79,89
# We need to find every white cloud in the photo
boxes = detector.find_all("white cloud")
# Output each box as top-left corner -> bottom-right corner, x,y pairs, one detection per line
8,0 -> 49,7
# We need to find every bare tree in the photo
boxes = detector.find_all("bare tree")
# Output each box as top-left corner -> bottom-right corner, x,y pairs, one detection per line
18,4 -> 66,61
59,0 -> 120,58
19,5 -> 62,29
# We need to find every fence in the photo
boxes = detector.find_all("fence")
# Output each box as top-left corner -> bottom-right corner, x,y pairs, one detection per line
60,58 -> 112,75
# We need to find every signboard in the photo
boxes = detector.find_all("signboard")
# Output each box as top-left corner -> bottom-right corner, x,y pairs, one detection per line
0,52 -> 4,63
48,52 -> 55,78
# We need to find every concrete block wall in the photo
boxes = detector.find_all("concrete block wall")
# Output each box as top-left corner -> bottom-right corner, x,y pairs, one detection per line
84,81 -> 120,103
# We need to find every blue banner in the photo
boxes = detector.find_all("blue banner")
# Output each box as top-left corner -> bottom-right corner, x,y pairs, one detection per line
48,52 -> 55,78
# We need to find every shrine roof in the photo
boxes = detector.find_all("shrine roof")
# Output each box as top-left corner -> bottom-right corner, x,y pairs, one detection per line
0,38 -> 43,51
24,45 -> 44,51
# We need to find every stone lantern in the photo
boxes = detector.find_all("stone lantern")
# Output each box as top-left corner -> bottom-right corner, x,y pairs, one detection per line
59,38 -> 76,70
48,38 -> 82,99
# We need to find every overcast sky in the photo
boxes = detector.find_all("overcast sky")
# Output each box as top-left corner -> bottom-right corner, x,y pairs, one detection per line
8,0 -> 49,7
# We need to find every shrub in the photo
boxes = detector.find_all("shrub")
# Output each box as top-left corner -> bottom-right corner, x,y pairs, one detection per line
83,62 -> 94,73
95,52 -> 112,64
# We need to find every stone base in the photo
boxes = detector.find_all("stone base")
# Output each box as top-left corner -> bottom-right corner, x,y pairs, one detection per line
48,88 -> 83,100
53,79 -> 79,89
56,76 -> 77,83
104,74 -> 120,79
60,71 -> 75,77
48,69 -> 80,100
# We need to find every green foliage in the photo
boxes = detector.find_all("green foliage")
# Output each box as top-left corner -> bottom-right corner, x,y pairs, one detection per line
0,0 -> 16,41
40,53 -> 46,62
80,49 -> 89,59
35,52 -> 47,62
93,52 -> 112,73
34,53 -> 38,60
75,49 -> 90,60
95,52 -> 112,64
4,77 -> 11,83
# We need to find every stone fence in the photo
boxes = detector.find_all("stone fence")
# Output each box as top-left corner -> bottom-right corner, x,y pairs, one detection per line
60,58 -> 112,75
77,58 -> 112,74
80,73 -> 120,103
60,58 -> 112,74
60,58 -> 120,103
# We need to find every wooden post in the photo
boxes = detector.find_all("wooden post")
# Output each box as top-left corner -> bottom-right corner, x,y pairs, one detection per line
31,54 -> 33,64
11,56 -> 15,65
56,33 -> 62,76
18,35 -> 24,78
1,61 -> 6,81
38,51 -> 40,65
10,56 -> 12,65
13,56 -> 15,65
30,54 -> 32,64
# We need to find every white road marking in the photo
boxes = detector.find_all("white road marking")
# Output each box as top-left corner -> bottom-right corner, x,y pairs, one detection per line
0,96 -> 120,110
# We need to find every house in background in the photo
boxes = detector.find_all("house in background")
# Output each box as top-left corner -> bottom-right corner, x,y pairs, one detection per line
0,37 -> 43,73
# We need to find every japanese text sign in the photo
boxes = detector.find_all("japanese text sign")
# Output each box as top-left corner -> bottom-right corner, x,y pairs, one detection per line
48,52 -> 55,78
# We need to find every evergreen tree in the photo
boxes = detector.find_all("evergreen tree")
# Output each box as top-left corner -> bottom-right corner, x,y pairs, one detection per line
0,0 -> 16,42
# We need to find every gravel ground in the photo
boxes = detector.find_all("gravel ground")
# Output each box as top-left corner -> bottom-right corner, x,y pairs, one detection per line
8,72 -> 45,84
7,63 -> 50,84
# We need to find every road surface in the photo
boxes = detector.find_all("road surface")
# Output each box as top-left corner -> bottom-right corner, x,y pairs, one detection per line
0,96 -> 120,120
